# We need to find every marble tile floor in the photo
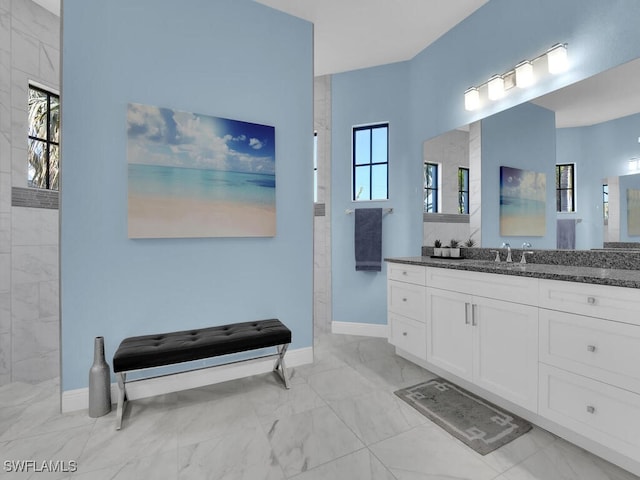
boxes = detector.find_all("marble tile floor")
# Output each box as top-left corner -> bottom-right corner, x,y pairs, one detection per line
1,332 -> 639,480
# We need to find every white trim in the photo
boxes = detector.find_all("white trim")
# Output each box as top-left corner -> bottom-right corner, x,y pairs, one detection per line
29,79 -> 60,96
61,346 -> 313,413
331,321 -> 389,338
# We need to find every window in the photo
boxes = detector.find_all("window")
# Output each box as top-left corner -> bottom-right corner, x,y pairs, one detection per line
603,184 -> 609,222
352,124 -> 388,201
424,162 -> 439,212
556,164 -> 575,212
458,167 -> 469,214
28,85 -> 60,190
313,132 -> 318,203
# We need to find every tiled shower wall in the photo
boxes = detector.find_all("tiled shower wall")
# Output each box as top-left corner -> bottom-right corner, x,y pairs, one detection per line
313,75 -> 332,334
0,0 -> 60,385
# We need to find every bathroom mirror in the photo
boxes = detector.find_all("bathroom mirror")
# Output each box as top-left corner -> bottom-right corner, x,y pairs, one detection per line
423,57 -> 640,250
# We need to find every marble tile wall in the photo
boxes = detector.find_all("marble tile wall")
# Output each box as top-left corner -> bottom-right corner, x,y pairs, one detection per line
0,0 -> 60,386
313,76 -> 332,334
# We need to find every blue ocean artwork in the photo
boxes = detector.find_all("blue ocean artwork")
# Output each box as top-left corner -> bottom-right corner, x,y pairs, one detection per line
127,103 -> 276,238
499,166 -> 546,236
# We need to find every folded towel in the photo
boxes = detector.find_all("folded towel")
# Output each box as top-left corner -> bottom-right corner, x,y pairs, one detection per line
355,208 -> 382,271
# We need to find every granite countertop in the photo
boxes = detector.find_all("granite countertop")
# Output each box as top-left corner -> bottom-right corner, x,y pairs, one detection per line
385,256 -> 640,289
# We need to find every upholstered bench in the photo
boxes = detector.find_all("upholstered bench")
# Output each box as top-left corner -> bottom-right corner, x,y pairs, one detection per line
112,318 -> 291,430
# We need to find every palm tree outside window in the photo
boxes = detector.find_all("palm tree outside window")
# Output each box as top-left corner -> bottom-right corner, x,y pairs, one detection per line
424,163 -> 439,212
28,84 -> 60,190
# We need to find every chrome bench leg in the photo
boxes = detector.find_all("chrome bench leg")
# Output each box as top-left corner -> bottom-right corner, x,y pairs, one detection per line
115,372 -> 127,430
273,343 -> 290,389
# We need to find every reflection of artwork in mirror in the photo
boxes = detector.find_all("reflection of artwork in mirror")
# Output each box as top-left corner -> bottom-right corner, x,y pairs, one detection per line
626,189 -> 640,236
127,102 -> 276,239
500,166 -> 546,236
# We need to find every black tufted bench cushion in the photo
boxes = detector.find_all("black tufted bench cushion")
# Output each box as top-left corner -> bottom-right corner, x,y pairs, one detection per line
112,318 -> 291,430
113,319 -> 291,372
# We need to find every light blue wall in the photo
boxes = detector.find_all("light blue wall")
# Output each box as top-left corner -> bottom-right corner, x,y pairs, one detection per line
557,111 -> 640,246
331,0 -> 640,325
331,62 -> 415,325
60,0 -> 313,391
481,103 -> 557,248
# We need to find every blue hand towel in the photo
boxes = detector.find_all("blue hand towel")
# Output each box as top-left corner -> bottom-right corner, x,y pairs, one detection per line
355,208 -> 382,271
557,219 -> 576,249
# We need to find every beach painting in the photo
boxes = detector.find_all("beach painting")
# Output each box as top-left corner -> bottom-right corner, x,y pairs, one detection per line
499,166 -> 546,236
627,189 -> 640,236
127,103 -> 276,238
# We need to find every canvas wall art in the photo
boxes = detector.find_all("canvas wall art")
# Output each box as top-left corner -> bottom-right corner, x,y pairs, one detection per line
127,103 -> 276,238
627,188 -> 640,236
499,166 -> 546,236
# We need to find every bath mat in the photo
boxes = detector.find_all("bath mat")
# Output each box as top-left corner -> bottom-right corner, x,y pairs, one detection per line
395,378 -> 532,455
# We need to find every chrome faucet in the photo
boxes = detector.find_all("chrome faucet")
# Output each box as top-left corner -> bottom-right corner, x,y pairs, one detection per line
501,242 -> 512,262
520,242 -> 533,263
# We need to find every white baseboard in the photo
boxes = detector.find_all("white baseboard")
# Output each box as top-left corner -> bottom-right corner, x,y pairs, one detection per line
331,321 -> 389,338
61,346 -> 313,413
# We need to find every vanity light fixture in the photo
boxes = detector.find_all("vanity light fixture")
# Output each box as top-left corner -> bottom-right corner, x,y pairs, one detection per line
515,60 -> 534,88
464,87 -> 480,111
487,75 -> 505,100
547,43 -> 569,74
464,43 -> 568,111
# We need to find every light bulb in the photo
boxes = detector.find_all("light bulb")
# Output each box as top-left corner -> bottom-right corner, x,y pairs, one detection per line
547,44 -> 568,74
487,75 -> 505,100
464,87 -> 480,111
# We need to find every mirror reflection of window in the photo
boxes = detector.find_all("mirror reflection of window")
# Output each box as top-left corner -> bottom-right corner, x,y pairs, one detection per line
458,167 -> 469,214
424,162 -> 439,212
603,184 -> 609,223
556,163 -> 576,212
313,132 -> 318,203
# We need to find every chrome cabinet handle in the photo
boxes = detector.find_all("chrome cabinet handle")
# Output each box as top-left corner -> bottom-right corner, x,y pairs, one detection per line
587,296 -> 596,305
587,345 -> 596,352
472,304 -> 478,326
402,331 -> 408,336
465,303 -> 471,324
586,405 -> 595,414
402,271 -> 408,276
402,297 -> 407,302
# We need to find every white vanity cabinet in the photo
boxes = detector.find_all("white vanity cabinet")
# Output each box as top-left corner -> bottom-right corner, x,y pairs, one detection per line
538,279 -> 640,461
387,263 -> 426,359
386,261 -> 640,476
425,268 -> 539,412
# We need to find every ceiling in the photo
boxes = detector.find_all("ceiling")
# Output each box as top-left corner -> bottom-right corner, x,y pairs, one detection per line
33,0 -> 639,128
532,57 -> 640,128
255,0 -> 488,76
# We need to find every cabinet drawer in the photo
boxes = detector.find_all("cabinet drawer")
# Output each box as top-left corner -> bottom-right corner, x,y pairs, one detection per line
388,262 -> 426,286
389,313 -> 427,360
426,267 -> 538,306
539,279 -> 640,326
539,364 -> 640,461
540,309 -> 640,394
388,280 -> 425,321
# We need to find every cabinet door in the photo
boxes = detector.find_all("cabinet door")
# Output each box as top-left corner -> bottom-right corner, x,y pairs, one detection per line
426,287 -> 473,381
473,297 -> 539,412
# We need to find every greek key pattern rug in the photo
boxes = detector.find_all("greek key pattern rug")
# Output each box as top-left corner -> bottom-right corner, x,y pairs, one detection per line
395,378 -> 532,455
